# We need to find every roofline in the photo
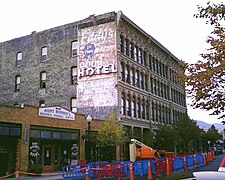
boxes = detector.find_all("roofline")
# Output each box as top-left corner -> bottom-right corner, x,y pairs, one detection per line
117,11 -> 179,62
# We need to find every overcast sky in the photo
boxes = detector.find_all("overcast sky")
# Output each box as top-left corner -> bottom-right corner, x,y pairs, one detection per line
1,0 -> 223,124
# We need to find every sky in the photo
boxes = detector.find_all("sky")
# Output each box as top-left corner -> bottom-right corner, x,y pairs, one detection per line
0,0 -> 223,124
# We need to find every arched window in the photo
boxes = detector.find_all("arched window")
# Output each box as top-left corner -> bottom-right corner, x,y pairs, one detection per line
121,93 -> 126,115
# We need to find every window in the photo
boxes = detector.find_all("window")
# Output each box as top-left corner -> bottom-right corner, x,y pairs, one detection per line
135,70 -> 140,88
71,41 -> 78,57
120,35 -> 124,53
126,95 -> 131,116
125,38 -> 129,56
39,100 -> 45,106
131,99 -> 136,117
134,46 -> 138,61
16,52 -> 22,67
130,68 -> 135,86
40,71 -> 47,89
41,47 -> 47,61
140,72 -> 144,90
71,66 -> 78,84
137,98 -> 141,118
70,97 -> 77,112
130,42 -> 134,59
121,95 -> 126,115
120,62 -> 125,82
15,75 -> 21,92
125,65 -> 130,84
139,48 -> 143,64
141,100 -> 145,119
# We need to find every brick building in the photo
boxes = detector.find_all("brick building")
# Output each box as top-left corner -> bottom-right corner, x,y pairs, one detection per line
0,104 -> 103,175
0,11 -> 187,169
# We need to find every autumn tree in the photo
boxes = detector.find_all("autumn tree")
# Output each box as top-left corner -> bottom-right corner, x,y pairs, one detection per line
184,2 -> 225,120
96,113 -> 125,161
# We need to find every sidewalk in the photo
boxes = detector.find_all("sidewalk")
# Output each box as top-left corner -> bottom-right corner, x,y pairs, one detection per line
1,172 -> 63,180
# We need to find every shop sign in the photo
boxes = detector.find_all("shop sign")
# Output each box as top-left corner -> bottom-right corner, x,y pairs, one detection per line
71,144 -> 79,157
38,106 -> 75,120
30,142 -> 40,157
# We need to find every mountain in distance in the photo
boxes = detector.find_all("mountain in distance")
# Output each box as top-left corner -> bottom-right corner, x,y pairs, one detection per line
196,120 -> 224,130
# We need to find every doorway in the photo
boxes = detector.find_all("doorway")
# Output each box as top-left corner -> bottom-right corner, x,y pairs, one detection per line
43,145 -> 53,171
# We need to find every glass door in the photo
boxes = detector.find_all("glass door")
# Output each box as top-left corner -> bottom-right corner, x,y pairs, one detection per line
43,145 -> 53,171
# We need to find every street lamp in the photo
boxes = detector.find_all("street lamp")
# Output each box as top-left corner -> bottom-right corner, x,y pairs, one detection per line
86,115 -> 92,162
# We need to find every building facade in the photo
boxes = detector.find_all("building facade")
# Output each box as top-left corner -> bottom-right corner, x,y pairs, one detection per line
0,104 -> 103,175
0,11 -> 186,154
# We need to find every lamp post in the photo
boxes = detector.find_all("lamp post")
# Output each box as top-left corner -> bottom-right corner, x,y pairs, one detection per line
86,115 -> 92,162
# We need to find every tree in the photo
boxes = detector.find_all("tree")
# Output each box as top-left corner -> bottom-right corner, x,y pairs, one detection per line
175,114 -> 201,154
155,125 -> 178,152
206,125 -> 222,147
96,113 -> 125,160
184,2 -> 225,119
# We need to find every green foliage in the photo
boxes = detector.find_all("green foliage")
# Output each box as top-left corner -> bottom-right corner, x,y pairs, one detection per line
155,125 -> 178,151
206,125 -> 222,146
155,113 -> 215,154
184,2 -> 225,119
96,113 -> 125,147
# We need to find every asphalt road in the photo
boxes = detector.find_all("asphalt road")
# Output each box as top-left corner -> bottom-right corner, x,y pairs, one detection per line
191,153 -> 225,172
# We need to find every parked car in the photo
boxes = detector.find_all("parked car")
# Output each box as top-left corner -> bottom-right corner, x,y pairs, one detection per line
215,144 -> 223,155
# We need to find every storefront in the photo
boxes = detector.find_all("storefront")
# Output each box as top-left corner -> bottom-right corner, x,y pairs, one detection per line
28,126 -> 80,171
0,122 -> 21,175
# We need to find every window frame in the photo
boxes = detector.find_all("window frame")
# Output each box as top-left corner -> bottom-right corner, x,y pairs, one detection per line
71,66 -> 78,84
16,52 -> 22,67
70,97 -> 77,112
15,75 -> 21,92
40,71 -> 47,89
41,46 -> 47,62
71,41 -> 78,57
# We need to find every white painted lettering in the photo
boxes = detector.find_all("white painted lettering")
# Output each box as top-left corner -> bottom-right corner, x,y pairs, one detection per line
102,65 -> 109,74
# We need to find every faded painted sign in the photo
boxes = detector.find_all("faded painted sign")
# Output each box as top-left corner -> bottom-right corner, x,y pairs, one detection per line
77,21 -> 117,107
78,22 -> 117,80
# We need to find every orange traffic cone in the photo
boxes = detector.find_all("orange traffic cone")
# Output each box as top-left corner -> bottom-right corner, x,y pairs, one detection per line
129,163 -> 134,180
85,167 -> 89,180
183,157 -> 187,172
148,161 -> 153,180
166,158 -> 170,175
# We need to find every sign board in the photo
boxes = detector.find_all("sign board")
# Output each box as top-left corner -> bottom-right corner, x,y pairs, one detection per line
38,106 -> 75,120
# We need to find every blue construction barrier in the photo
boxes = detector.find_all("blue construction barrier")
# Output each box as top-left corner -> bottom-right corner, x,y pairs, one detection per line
173,156 -> 184,173
195,153 -> 204,167
61,152 -> 211,179
133,160 -> 155,176
186,155 -> 195,170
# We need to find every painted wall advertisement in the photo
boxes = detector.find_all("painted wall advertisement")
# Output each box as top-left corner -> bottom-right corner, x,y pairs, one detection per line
77,21 -> 118,107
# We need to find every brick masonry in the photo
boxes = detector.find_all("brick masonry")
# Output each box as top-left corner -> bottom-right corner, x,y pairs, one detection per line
0,104 -> 102,172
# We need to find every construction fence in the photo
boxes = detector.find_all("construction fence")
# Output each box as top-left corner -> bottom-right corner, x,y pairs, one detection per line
62,151 -> 215,179
0,151 -> 215,180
